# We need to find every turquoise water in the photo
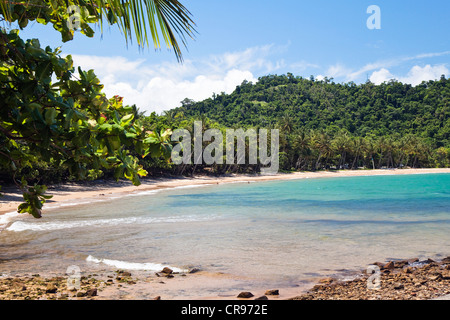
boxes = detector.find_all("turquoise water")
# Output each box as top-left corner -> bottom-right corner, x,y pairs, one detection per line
1,173 -> 449,294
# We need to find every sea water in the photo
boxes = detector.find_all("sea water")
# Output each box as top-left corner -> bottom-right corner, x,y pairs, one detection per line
1,173 -> 449,295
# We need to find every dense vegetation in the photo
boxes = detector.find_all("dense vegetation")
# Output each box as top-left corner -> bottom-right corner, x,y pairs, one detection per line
166,74 -> 450,172
0,0 -> 195,217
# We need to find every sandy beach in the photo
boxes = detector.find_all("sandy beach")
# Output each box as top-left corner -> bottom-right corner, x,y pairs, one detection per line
1,168 -> 449,217
1,168 -> 449,300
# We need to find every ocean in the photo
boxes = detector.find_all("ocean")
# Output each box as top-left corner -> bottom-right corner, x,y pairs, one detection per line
1,173 -> 449,296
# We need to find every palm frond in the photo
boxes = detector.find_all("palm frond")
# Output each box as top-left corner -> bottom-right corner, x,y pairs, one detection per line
0,0 -> 197,62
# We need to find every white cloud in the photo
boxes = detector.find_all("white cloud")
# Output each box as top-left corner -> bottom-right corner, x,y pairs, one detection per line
347,51 -> 450,82
398,64 -> 448,85
369,64 -> 448,85
69,45 -> 285,114
326,63 -> 353,79
369,68 -> 394,84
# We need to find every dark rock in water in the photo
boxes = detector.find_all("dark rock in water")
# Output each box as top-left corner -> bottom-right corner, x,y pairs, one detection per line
255,295 -> 268,300
237,292 -> 254,298
372,262 -> 385,268
161,267 -> 173,275
319,277 -> 334,284
265,289 -> 279,296
86,288 -> 97,297
188,268 -> 200,274
441,256 -> 450,264
422,258 -> 435,264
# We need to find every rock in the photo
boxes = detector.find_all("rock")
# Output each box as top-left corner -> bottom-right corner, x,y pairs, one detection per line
76,291 -> 86,297
45,285 -> 57,294
86,288 -> 97,297
393,283 -> 404,290
188,268 -> 200,274
255,295 -> 269,300
237,292 -> 254,298
383,261 -> 395,270
312,284 -> 326,292
319,277 -> 334,284
154,296 -> 161,300
428,274 -> 442,281
394,260 -> 409,268
161,267 -> 173,275
441,256 -> 450,264
407,258 -> 419,264
370,262 -> 384,270
119,271 -> 132,277
265,289 -> 279,296
403,267 -> 413,274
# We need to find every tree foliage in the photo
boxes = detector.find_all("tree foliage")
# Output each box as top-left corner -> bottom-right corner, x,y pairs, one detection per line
166,74 -> 449,173
0,0 -> 195,217
0,0 -> 196,61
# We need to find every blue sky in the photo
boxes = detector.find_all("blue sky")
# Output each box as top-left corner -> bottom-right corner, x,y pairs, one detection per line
19,0 -> 450,113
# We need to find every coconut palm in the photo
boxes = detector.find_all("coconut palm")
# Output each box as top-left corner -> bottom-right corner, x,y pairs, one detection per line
0,0 -> 196,62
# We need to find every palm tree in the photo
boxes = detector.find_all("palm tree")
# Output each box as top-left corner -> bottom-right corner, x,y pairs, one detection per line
0,0 -> 196,62
332,130 -> 352,169
311,130 -> 332,170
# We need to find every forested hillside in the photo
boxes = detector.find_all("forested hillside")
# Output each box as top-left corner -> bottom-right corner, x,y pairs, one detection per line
176,74 -> 449,145
2,73 -> 449,189
166,74 -> 449,172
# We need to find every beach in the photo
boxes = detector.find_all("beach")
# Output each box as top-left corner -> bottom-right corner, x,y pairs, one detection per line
2,168 -> 449,217
1,168 -> 450,300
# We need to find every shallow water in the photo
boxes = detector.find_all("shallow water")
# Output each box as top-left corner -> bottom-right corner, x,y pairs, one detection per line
1,173 -> 449,295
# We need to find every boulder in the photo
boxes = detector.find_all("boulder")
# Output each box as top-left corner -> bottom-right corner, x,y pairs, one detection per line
441,256 -> 450,264
265,289 -> 279,296
188,268 -> 201,274
237,292 -> 254,298
45,285 -> 57,294
86,288 -> 97,297
161,267 -> 173,275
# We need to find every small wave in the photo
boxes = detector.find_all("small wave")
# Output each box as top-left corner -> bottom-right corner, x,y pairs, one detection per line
86,255 -> 188,273
0,211 -> 21,231
6,214 -> 219,232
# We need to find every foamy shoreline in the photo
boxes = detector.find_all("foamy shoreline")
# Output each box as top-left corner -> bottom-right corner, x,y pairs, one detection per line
1,168 -> 450,218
